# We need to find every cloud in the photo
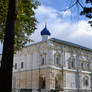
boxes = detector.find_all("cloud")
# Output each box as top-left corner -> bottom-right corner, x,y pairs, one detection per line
35,5 -> 59,21
0,5 -> 92,53
61,9 -> 71,17
32,5 -> 92,49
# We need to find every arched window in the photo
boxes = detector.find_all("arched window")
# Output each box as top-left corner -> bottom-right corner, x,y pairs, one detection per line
81,62 -> 84,69
39,76 -> 46,89
83,76 -> 89,87
69,56 -> 75,69
55,74 -> 62,90
71,61 -> 75,68
15,63 -> 17,69
21,62 -> 24,69
55,77 -> 60,89
87,63 -> 90,70
80,56 -> 85,69
41,57 -> 45,65
86,57 -> 90,70
40,53 -> 46,65
55,52 -> 60,65
56,56 -> 60,65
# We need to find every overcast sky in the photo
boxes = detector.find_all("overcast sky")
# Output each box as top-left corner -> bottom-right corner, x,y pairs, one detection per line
0,0 -> 92,54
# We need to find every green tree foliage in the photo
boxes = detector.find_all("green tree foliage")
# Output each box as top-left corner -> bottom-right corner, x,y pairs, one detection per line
0,0 -> 39,92
0,0 -> 39,51
80,0 -> 92,26
0,0 -> 8,40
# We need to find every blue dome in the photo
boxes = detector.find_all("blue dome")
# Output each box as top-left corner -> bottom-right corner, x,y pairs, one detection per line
41,25 -> 51,36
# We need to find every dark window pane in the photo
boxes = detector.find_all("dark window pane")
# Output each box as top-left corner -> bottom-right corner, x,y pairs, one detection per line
41,58 -> 44,65
56,56 -> 60,65
15,63 -> 17,69
21,62 -> 24,69
87,63 -> 90,70
81,62 -> 83,69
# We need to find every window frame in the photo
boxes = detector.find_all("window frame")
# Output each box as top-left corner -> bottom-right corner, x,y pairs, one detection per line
69,56 -> 75,69
21,62 -> 24,69
40,53 -> 46,65
15,63 -> 17,69
83,76 -> 89,87
54,52 -> 60,65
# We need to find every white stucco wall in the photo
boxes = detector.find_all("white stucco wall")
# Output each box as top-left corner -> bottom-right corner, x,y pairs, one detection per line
13,39 -> 92,91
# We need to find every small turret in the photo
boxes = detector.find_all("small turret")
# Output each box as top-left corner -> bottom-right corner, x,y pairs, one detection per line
40,25 -> 51,41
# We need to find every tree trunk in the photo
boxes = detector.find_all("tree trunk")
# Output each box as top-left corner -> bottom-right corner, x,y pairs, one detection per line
0,0 -> 17,92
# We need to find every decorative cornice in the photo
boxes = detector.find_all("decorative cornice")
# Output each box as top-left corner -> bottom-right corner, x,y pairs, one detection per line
13,65 -> 92,74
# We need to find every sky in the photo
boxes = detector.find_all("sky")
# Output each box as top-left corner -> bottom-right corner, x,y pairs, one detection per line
0,0 -> 92,54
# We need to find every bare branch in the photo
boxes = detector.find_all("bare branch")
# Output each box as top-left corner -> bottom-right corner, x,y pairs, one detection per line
77,0 -> 84,8
61,1 -> 77,12
61,0 -> 84,12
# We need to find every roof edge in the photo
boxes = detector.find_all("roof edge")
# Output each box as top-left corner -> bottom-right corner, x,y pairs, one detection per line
50,38 -> 92,51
